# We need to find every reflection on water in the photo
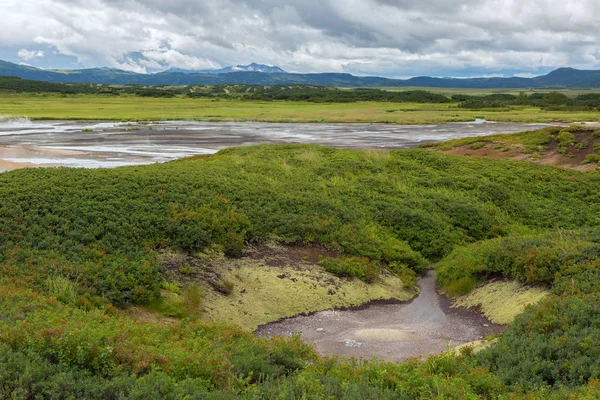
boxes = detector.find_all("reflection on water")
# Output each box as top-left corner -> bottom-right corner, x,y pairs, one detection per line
0,119 -> 560,171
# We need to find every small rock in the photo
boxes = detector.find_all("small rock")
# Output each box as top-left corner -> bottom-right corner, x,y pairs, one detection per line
343,339 -> 363,348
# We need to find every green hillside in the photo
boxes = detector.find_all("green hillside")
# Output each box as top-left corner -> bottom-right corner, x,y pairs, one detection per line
1,144 -> 600,397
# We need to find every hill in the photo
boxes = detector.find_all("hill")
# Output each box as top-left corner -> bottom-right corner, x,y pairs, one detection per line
3,59 -> 600,87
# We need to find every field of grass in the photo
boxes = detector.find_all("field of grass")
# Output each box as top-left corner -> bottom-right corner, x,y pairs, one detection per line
1,92 -> 600,123
1,141 -> 600,397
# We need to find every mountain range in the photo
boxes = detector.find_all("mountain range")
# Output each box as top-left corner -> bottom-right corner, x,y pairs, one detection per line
166,63 -> 287,74
2,60 -> 600,88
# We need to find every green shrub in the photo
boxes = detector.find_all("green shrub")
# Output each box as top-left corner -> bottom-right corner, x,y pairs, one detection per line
583,154 -> 600,164
437,230 -> 600,292
389,262 -> 419,288
319,257 -> 379,283
479,294 -> 600,390
471,141 -> 486,150
556,130 -> 576,155
575,139 -> 589,150
46,276 -> 78,305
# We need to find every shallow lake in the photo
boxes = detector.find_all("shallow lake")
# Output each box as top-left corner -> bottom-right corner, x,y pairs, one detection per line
0,118 -> 557,171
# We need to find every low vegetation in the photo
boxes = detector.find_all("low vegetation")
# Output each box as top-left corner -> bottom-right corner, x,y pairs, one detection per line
457,91 -> 600,111
426,125 -> 600,170
1,77 -> 600,124
1,142 -> 600,397
438,227 -> 600,391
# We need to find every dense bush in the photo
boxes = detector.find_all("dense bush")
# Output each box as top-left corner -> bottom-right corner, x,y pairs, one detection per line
1,145 -> 598,307
437,229 -> 600,293
479,294 -> 600,390
1,144 -> 600,397
318,256 -> 379,282
437,228 -> 600,390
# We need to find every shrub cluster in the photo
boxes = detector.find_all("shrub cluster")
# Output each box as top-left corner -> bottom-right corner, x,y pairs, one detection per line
437,228 -> 600,390
1,145 -> 600,397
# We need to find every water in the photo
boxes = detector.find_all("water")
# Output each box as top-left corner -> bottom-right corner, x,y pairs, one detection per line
0,119 -> 559,171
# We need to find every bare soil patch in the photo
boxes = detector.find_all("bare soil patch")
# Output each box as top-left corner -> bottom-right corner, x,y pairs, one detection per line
443,129 -> 600,171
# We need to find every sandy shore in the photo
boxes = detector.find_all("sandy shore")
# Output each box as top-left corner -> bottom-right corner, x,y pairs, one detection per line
0,145 -> 90,172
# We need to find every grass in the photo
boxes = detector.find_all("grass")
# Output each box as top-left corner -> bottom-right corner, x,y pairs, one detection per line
46,275 -> 78,305
428,126 -> 560,152
1,92 -> 600,123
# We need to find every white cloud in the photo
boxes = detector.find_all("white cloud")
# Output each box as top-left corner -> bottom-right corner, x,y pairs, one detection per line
17,48 -> 45,61
0,0 -> 599,76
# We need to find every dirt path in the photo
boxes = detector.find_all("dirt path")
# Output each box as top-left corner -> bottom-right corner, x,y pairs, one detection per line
255,271 -> 504,362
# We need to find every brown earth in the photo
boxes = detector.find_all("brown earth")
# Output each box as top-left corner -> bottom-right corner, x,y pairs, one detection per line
443,129 -> 600,171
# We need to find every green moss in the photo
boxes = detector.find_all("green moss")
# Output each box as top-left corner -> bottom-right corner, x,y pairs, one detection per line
198,248 -> 416,330
452,281 -> 549,324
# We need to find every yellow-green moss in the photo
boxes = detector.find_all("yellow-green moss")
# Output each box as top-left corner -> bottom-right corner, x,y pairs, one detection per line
452,281 -> 549,324
202,263 -> 414,331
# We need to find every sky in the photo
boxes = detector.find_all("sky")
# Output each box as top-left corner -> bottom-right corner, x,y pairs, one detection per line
1,0 -> 600,78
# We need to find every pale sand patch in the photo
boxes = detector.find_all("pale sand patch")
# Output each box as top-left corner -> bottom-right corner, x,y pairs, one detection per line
452,280 -> 549,325
352,329 -> 418,342
0,145 -> 89,172
0,159 -> 38,172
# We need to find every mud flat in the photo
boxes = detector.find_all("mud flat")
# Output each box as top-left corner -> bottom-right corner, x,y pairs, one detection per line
255,271 -> 504,362
0,119 -> 557,171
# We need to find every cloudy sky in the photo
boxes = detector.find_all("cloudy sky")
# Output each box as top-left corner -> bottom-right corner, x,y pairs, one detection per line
1,0 -> 599,77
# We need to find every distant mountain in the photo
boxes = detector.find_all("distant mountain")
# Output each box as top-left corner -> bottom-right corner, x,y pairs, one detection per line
532,67 -> 600,87
2,60 -> 600,88
214,63 -> 287,74
167,63 -> 287,74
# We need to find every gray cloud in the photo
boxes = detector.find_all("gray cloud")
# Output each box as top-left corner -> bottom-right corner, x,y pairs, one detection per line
1,0 -> 599,76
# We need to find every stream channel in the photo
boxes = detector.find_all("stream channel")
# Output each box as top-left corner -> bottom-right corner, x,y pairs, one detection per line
255,271 -> 504,362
